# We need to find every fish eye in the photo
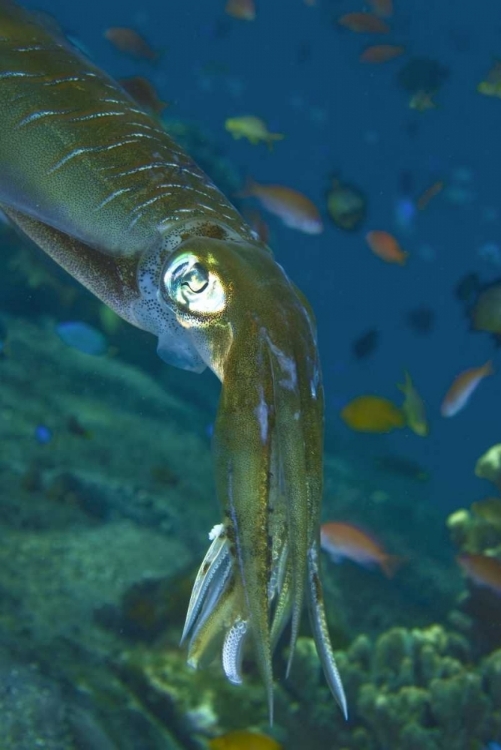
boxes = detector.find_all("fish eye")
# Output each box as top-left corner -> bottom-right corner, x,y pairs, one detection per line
162,252 -> 226,315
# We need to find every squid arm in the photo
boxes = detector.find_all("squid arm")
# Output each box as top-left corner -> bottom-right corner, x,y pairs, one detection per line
0,0 -> 347,721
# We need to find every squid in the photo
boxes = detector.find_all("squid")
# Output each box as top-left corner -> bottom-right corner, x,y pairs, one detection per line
0,0 -> 346,721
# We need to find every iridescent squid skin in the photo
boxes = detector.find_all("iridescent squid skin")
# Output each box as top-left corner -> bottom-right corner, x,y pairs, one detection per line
0,0 -> 346,720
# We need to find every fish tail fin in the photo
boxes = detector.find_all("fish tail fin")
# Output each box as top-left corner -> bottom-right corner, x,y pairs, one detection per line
484,359 -> 495,377
397,369 -> 411,394
381,554 -> 404,578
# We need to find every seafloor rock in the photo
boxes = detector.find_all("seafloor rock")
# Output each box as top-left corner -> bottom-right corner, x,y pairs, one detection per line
0,644 -> 188,750
0,651 -> 114,750
0,317 -> 220,652
0,315 -> 221,747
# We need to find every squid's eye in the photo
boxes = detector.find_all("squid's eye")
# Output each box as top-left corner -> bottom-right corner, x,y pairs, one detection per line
182,264 -> 208,294
162,252 -> 226,315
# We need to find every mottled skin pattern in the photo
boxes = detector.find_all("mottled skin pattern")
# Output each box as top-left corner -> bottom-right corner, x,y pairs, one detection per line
0,1 -> 346,719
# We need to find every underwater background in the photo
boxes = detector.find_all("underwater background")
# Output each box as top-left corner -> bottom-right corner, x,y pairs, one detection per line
2,0 -> 501,748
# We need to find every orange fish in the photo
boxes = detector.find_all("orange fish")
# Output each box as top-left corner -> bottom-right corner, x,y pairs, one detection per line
457,553 -> 501,595
360,44 -> 405,63
321,522 -> 401,577
225,0 -> 256,21
367,0 -> 393,18
441,361 -> 494,417
209,730 -> 282,750
104,27 -> 157,61
239,179 -> 323,235
119,76 -> 168,115
338,12 -> 390,34
366,230 -> 408,265
416,180 -> 444,211
341,395 -> 405,433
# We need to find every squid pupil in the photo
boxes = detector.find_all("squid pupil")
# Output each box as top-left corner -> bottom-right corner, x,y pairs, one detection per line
183,266 -> 208,294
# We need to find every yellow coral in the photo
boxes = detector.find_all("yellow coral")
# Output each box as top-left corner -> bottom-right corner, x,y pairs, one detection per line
475,444 -> 501,490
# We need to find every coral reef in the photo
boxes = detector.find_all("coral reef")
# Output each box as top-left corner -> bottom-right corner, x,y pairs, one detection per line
475,445 -> 501,492
447,508 -> 501,554
287,627 -> 501,750
446,505 -> 501,655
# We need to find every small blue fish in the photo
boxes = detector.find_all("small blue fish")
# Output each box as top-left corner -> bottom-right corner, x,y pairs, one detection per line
56,321 -> 107,355
394,196 -> 416,232
35,424 -> 52,444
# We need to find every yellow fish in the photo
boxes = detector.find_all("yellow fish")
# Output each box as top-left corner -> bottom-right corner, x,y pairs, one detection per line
209,730 -> 282,750
398,370 -> 429,436
341,395 -> 405,433
225,116 -> 284,150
